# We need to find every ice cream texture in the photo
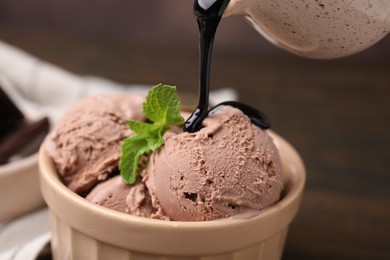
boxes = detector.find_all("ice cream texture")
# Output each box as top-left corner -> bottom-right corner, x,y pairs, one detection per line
145,106 -> 283,221
45,94 -> 145,195
45,92 -> 283,221
86,175 -> 156,219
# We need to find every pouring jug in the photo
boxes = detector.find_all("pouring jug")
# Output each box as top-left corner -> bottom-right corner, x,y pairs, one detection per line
221,0 -> 390,58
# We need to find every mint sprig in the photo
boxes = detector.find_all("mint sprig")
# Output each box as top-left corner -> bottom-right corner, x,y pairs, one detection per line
119,84 -> 185,184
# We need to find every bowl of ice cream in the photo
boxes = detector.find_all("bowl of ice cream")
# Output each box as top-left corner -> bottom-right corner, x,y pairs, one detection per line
0,154 -> 44,223
39,91 -> 305,259
0,121 -> 49,223
0,86 -> 49,223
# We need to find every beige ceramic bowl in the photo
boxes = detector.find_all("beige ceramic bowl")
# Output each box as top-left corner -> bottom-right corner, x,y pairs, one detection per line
0,153 -> 45,223
0,119 -> 49,223
39,132 -> 305,260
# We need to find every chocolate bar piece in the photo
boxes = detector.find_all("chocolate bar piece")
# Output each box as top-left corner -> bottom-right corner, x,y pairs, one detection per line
0,86 -> 50,165
0,87 -> 25,138
0,117 -> 50,164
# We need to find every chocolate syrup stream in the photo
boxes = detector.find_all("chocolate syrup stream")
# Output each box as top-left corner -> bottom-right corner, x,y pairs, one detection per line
184,0 -> 270,132
184,0 -> 229,132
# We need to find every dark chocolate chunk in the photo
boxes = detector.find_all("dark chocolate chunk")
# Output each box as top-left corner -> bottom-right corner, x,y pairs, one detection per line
0,117 -> 50,164
0,87 -> 25,138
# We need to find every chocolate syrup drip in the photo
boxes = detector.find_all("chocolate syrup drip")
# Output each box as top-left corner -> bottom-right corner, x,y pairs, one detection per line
184,0 -> 270,132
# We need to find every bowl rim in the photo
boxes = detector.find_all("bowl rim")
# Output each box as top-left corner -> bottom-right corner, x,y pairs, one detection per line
0,152 -> 38,175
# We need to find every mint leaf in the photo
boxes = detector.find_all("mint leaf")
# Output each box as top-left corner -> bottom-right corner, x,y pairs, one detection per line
120,84 -> 184,184
128,121 -> 158,138
128,121 -> 164,150
143,84 -> 185,126
119,136 -> 150,184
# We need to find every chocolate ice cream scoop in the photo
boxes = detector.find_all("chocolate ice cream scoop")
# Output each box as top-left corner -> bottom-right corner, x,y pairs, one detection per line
145,106 -> 283,221
86,175 -> 157,219
45,94 -> 146,195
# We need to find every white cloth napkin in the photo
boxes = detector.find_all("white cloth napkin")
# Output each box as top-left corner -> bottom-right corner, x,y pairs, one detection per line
0,40 -> 144,123
0,208 -> 50,260
0,40 -> 236,124
0,39 -> 237,259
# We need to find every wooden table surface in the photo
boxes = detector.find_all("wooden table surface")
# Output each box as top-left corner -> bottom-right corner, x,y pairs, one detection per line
1,23 -> 389,260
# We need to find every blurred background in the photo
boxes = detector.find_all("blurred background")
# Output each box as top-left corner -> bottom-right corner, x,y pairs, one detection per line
0,0 -> 389,259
